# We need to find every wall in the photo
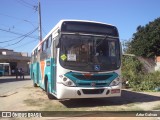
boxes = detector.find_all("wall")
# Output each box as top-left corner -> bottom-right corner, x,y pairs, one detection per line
155,56 -> 160,71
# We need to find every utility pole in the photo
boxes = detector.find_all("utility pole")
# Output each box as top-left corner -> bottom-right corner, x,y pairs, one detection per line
38,0 -> 42,42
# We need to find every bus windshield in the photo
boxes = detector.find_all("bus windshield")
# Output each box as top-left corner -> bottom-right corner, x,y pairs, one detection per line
59,34 -> 121,72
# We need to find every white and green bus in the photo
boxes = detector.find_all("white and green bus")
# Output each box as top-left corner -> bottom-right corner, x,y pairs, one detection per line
0,63 -> 10,76
30,20 -> 122,99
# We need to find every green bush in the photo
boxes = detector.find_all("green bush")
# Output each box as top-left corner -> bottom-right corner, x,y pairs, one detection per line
139,72 -> 160,91
122,56 -> 160,91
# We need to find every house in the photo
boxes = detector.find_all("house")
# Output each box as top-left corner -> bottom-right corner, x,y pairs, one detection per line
0,49 -> 30,75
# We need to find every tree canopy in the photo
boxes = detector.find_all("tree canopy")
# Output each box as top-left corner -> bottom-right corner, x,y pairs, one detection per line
127,17 -> 160,58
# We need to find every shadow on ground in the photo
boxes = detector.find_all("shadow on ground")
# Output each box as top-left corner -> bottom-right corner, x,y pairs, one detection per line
60,90 -> 160,108
0,76 -> 31,83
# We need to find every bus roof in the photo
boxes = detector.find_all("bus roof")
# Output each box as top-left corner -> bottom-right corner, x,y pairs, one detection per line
0,63 -> 9,65
31,19 -> 116,53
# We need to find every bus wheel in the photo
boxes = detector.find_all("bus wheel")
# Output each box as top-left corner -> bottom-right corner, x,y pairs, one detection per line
33,73 -> 38,87
46,81 -> 54,99
33,82 -> 38,87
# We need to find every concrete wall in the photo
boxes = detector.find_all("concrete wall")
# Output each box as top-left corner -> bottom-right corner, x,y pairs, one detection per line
17,61 -> 29,74
155,56 -> 160,71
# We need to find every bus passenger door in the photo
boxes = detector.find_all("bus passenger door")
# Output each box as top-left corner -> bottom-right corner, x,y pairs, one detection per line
36,49 -> 40,85
52,40 -> 57,93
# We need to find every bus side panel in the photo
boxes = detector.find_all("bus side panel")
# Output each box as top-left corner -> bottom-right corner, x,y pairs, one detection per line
44,58 -> 52,92
32,62 -> 39,84
52,58 -> 57,93
44,58 -> 56,94
39,61 -> 44,89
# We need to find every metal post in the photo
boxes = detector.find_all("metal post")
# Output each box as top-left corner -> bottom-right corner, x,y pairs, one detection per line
38,0 -> 42,42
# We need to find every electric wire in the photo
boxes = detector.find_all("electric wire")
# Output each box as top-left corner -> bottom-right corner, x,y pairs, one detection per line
0,28 -> 38,39
3,27 -> 38,48
16,0 -> 36,9
13,39 -> 38,50
0,30 -> 37,43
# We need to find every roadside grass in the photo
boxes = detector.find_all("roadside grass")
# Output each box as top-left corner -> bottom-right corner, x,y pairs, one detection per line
40,100 -> 87,111
23,85 -> 160,112
39,99 -> 144,112
23,93 -> 153,112
23,98 -> 44,106
38,101 -> 145,117
152,104 -> 160,110
125,103 -> 136,107
119,107 -> 144,111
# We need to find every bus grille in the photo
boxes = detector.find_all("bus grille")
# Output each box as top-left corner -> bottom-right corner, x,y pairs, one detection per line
72,74 -> 113,80
78,83 -> 107,87
64,72 -> 118,87
82,89 -> 104,94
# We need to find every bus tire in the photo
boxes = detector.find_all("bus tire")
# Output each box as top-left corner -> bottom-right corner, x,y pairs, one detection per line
45,76 -> 54,100
46,80 -> 54,99
33,83 -> 38,87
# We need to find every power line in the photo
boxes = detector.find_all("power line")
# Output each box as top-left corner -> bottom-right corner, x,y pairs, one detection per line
0,13 -> 22,21
4,28 -> 38,47
13,39 -> 38,50
30,0 -> 37,4
3,27 -> 38,48
3,36 -> 27,47
0,28 -> 38,39
16,0 -> 33,9
0,13 -> 37,24
0,28 -> 38,43
16,0 -> 34,9
21,0 -> 35,7
16,0 -> 38,11
0,35 -> 27,43
0,23 -> 15,31
0,13 -> 37,32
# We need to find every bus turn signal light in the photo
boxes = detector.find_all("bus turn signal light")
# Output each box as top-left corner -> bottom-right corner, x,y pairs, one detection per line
111,89 -> 120,94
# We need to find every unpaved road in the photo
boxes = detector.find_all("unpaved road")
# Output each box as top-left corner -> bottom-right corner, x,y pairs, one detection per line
0,76 -> 160,120
0,76 -> 31,95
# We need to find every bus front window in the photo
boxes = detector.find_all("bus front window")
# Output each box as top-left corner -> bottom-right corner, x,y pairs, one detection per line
60,34 -> 120,72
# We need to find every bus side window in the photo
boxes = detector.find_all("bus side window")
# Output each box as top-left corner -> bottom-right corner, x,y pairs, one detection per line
46,36 -> 52,59
32,48 -> 37,63
46,39 -> 49,49
41,42 -> 44,52
53,39 -> 57,58
48,36 -> 52,48
43,41 -> 46,51
108,41 -> 116,57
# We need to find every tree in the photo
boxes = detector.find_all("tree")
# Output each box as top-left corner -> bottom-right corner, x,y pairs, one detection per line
127,17 -> 160,58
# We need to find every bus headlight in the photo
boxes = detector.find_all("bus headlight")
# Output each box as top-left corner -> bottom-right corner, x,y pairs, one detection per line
63,77 -> 67,81
59,75 -> 76,87
109,77 -> 120,86
63,79 -> 76,87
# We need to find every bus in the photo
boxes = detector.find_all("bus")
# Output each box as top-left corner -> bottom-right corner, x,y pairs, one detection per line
0,63 -> 10,76
30,20 -> 122,99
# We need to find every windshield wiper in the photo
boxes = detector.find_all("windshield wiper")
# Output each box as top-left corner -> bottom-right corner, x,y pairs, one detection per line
103,35 -> 110,41
95,35 -> 109,47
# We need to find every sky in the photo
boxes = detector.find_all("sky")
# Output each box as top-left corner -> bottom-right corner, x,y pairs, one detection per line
0,0 -> 160,55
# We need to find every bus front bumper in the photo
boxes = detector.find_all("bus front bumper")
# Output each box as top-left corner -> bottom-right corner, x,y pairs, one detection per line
56,83 -> 121,99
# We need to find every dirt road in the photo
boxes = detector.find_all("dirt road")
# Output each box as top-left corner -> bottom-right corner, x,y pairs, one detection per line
0,76 -> 31,96
0,76 -> 160,120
